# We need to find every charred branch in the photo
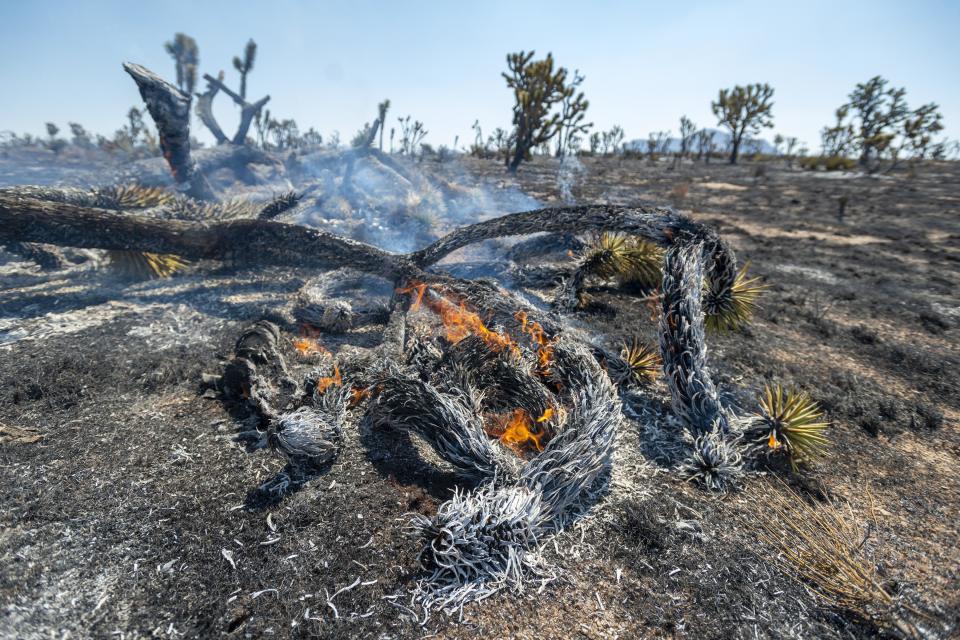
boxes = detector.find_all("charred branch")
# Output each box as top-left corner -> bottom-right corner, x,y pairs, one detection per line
200,73 -> 270,145
122,63 -> 216,201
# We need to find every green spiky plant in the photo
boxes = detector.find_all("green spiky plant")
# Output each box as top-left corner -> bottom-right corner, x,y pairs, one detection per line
96,185 -> 188,278
703,263 -> 764,332
618,237 -> 664,289
620,337 -> 662,385
753,385 -> 830,470
107,251 -> 189,279
582,232 -> 631,279
582,233 -> 663,286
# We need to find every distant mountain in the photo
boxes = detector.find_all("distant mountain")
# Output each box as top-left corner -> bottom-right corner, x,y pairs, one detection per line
625,128 -> 777,155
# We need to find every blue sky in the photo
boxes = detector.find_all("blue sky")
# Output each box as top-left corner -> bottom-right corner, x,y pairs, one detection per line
1,0 -> 957,150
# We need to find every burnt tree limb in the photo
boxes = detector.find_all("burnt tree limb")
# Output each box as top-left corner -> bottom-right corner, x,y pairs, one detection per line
201,73 -> 270,145
410,204 -> 733,269
123,63 -> 216,201
0,195 -> 736,297
0,192 -> 411,279
194,82 -> 229,145
0,192 -> 743,443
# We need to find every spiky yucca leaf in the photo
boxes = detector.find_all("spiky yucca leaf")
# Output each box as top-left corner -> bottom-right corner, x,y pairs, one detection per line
618,238 -> 664,289
582,232 -> 631,279
95,184 -> 177,209
581,232 -> 665,287
107,250 -> 189,279
620,337 -> 662,385
258,191 -> 302,220
703,263 -> 765,332
755,385 -> 830,470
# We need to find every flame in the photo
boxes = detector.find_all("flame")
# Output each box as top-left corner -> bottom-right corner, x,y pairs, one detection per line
398,282 -> 516,353
536,407 -> 554,423
294,324 -> 333,357
314,364 -> 342,394
768,431 -> 780,449
349,386 -> 371,407
398,282 -> 427,311
514,311 -> 556,374
488,409 -> 544,454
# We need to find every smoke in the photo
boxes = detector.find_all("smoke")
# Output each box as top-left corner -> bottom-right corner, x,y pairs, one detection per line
287,149 -> 541,255
556,155 -> 585,204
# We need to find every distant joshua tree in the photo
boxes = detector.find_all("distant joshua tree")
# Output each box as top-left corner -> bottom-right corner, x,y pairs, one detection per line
818,76 -> 945,173
502,51 -> 569,172
673,116 -> 697,168
646,130 -> 670,162
397,115 -> 428,155
377,100 -> 391,151
164,33 -> 199,96
554,69 -> 591,158
711,83 -> 775,164
232,39 -> 257,100
600,125 -> 624,155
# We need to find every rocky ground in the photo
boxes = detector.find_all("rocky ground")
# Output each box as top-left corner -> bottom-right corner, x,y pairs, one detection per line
1,153 -> 958,639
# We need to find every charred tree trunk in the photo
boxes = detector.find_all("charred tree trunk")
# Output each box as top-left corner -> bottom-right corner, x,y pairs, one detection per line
0,191 -> 408,279
122,63 -> 217,201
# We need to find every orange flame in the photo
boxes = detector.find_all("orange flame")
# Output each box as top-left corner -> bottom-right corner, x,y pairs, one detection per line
314,364 -> 342,394
399,282 -> 517,354
293,337 -> 331,356
488,409 -> 544,454
536,407 -> 554,423
349,386 -> 371,407
768,431 -> 780,449
294,325 -> 332,357
514,311 -> 556,374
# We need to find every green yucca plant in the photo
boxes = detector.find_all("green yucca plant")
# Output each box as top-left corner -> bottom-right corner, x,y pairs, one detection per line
107,251 -> 189,279
98,184 -> 177,210
703,263 -> 765,332
618,238 -> 663,289
582,233 -> 664,286
582,232 -> 632,279
755,385 -> 830,470
620,337 -> 662,385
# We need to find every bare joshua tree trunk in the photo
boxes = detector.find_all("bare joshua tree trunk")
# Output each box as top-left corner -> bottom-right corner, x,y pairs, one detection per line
123,63 -> 217,201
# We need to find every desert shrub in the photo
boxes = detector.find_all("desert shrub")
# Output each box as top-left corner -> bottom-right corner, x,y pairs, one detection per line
670,182 -> 690,201
824,155 -> 857,171
798,156 -> 821,171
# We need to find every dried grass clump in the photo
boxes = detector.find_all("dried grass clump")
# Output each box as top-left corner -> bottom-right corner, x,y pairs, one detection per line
748,483 -> 927,638
703,263 -> 765,332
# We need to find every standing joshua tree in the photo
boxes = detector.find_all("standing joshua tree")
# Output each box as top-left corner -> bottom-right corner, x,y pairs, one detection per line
164,33 -> 199,96
673,116 -> 697,168
823,76 -> 944,172
503,51 -> 569,173
377,100 -> 391,151
232,39 -> 257,100
554,69 -> 591,158
712,83 -> 775,164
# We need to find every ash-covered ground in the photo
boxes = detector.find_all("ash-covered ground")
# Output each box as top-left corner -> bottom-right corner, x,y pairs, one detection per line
1,153 -> 958,639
